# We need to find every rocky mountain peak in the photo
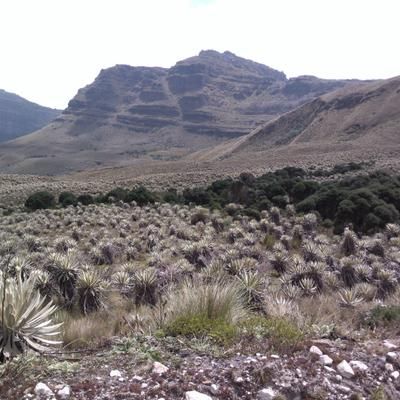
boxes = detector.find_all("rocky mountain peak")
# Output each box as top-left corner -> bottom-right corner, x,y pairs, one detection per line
0,51 -> 358,174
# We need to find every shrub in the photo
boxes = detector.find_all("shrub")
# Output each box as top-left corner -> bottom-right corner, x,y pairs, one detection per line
162,188 -> 181,204
240,316 -> 303,351
241,208 -> 261,220
363,305 -> 400,329
77,194 -> 94,205
105,187 -> 129,203
128,186 -> 157,206
59,191 -> 78,207
182,188 -> 211,206
25,191 -> 55,210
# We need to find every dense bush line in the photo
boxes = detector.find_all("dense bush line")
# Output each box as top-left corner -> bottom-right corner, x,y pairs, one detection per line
24,166 -> 400,234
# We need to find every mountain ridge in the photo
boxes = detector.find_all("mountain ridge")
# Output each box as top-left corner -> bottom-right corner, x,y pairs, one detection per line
0,50 -> 366,175
226,76 -> 400,156
0,89 -> 61,142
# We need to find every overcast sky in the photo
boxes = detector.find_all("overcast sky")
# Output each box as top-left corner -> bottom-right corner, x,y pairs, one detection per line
1,0 -> 399,109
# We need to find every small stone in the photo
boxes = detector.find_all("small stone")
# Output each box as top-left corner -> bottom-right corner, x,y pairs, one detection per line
152,361 -> 169,374
385,363 -> 394,372
337,385 -> 351,393
57,386 -> 71,399
320,354 -> 333,365
210,384 -> 219,395
309,345 -> 323,356
257,387 -> 276,400
337,360 -> 355,378
110,369 -> 122,378
234,376 -> 244,383
270,354 -> 280,359
387,352 -> 399,363
391,371 -> 400,379
384,340 -> 398,350
324,366 -> 335,373
34,382 -> 54,397
335,374 -> 343,382
350,360 -> 368,372
185,390 -> 212,400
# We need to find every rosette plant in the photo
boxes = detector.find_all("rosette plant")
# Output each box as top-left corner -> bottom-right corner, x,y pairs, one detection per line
0,271 -> 62,360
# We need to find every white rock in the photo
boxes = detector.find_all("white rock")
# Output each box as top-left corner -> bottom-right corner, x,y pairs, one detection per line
385,363 -> 394,372
270,354 -> 280,359
57,386 -> 71,399
185,391 -> 212,400
334,374 -> 343,382
324,366 -> 335,373
309,345 -> 323,356
152,361 -> 169,374
34,382 -> 54,397
337,360 -> 355,378
110,369 -> 122,378
210,384 -> 219,395
257,387 -> 276,400
320,354 -> 333,365
350,360 -> 368,372
384,340 -> 398,350
387,352 -> 399,363
391,371 -> 400,379
337,385 -> 351,393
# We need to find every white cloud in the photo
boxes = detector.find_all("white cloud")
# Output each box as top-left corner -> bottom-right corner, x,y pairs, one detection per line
0,0 -> 399,108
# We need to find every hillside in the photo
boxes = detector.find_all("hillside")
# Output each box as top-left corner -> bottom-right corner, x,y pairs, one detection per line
221,76 -> 400,159
0,50 -> 355,175
0,89 -> 60,142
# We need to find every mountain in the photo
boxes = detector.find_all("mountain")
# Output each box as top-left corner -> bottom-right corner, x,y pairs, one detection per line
0,89 -> 60,142
0,50 -> 356,175
216,76 -> 400,160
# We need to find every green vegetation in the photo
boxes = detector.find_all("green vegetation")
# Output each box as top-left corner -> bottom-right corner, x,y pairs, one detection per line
363,305 -> 400,329
24,165 -> 400,234
59,191 -> 78,207
165,315 -> 237,344
164,279 -> 247,343
240,316 -> 304,351
25,191 -> 55,211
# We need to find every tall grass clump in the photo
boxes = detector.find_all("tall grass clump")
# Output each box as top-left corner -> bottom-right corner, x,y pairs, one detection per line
164,278 -> 248,343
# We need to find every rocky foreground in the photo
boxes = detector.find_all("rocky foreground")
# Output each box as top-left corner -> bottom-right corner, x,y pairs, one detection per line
2,337 -> 399,400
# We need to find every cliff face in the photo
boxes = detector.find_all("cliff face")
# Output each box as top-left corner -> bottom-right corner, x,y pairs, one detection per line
61,50 -> 351,139
0,50 -> 356,174
0,89 -> 60,142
